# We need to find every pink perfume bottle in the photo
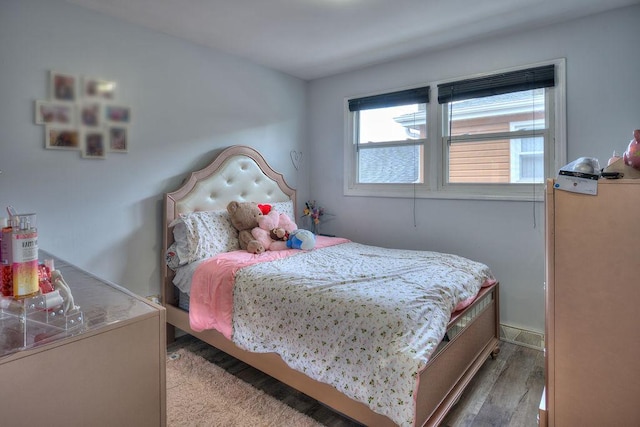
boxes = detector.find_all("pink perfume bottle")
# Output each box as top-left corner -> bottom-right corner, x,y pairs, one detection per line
11,213 -> 39,299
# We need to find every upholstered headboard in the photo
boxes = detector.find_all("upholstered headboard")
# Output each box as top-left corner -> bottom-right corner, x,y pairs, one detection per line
162,145 -> 296,305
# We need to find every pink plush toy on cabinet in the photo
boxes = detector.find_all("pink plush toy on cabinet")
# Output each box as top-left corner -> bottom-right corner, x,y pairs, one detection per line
623,129 -> 640,170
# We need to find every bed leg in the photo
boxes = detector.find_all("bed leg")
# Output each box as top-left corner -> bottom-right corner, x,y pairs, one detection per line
490,345 -> 501,359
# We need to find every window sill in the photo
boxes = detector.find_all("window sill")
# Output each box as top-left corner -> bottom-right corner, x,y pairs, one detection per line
344,184 -> 545,202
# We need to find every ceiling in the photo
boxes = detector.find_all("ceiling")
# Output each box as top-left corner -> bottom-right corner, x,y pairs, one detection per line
65,0 -> 639,80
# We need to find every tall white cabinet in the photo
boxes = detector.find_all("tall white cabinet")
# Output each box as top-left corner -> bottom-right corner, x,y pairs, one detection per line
543,179 -> 640,426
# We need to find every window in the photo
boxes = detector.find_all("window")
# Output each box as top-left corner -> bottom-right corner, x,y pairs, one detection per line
344,60 -> 565,200
510,119 -> 546,183
344,87 -> 429,195
438,63 -> 561,199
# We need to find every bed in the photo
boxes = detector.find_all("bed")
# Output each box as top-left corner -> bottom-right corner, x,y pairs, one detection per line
162,145 -> 500,427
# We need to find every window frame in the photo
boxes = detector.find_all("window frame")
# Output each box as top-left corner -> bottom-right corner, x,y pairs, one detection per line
343,86 -> 431,198
344,59 -> 566,201
439,88 -> 555,197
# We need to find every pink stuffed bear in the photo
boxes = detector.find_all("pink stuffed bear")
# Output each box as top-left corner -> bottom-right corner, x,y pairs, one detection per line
251,206 -> 298,251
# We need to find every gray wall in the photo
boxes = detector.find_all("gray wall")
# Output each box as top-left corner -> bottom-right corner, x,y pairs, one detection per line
308,5 -> 640,333
0,0 -> 308,298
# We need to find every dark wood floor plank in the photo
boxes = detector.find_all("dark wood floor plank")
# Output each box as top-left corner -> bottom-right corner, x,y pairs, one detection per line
167,335 -> 543,426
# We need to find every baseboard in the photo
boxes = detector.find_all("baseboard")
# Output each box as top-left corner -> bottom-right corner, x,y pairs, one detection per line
500,323 -> 544,350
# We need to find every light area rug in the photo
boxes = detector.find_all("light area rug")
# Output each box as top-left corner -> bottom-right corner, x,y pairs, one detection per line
166,349 -> 324,427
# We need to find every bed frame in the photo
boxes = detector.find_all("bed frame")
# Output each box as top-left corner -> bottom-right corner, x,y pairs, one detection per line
162,145 -> 500,426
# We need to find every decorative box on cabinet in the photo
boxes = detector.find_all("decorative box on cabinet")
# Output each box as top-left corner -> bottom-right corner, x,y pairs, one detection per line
0,252 -> 166,427
544,179 -> 640,426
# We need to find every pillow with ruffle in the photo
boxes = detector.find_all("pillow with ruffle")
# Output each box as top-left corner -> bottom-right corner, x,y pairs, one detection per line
168,209 -> 239,265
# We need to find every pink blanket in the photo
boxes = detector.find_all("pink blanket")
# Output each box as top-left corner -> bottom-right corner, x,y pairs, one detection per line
189,236 -> 350,338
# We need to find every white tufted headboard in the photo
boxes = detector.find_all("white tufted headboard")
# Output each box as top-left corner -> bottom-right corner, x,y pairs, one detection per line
162,145 -> 296,304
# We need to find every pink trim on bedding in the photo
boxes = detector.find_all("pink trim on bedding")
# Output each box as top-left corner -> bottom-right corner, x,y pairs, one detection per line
189,236 -> 350,338
452,277 -> 497,312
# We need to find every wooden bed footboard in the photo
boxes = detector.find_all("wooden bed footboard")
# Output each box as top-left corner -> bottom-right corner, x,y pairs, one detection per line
164,283 -> 499,427
417,283 -> 500,426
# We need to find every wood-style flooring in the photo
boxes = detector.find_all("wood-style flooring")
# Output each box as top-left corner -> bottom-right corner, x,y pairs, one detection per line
167,335 -> 544,426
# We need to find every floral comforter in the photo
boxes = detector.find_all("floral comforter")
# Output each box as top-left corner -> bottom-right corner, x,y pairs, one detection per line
230,242 -> 495,426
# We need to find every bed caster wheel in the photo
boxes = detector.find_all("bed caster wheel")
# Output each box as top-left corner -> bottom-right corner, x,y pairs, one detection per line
490,346 -> 500,359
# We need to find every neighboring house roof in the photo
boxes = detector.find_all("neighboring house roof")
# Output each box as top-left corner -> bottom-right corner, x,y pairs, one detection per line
358,145 -> 420,183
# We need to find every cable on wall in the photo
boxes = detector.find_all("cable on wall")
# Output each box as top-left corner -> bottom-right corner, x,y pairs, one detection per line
527,71 -> 537,229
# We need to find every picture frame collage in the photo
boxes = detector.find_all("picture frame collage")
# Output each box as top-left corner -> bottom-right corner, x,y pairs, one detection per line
35,70 -> 131,159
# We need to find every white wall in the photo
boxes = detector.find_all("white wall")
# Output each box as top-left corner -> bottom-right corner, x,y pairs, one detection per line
0,0 -> 308,298
308,5 -> 640,333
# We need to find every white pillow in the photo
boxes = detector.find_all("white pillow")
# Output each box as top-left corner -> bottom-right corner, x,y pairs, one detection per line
169,209 -> 239,264
271,200 -> 295,223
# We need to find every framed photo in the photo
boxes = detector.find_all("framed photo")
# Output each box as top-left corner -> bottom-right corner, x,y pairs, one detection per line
45,127 -> 80,150
79,102 -> 102,127
105,105 -> 131,124
82,129 -> 107,159
82,76 -> 116,100
35,100 -> 75,125
107,126 -> 128,152
49,71 -> 77,102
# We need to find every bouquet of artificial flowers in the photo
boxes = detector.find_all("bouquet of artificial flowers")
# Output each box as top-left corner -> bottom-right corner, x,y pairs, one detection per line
302,200 -> 324,226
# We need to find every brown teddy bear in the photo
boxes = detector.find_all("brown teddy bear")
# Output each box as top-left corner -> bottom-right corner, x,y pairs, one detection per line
226,201 -> 266,254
